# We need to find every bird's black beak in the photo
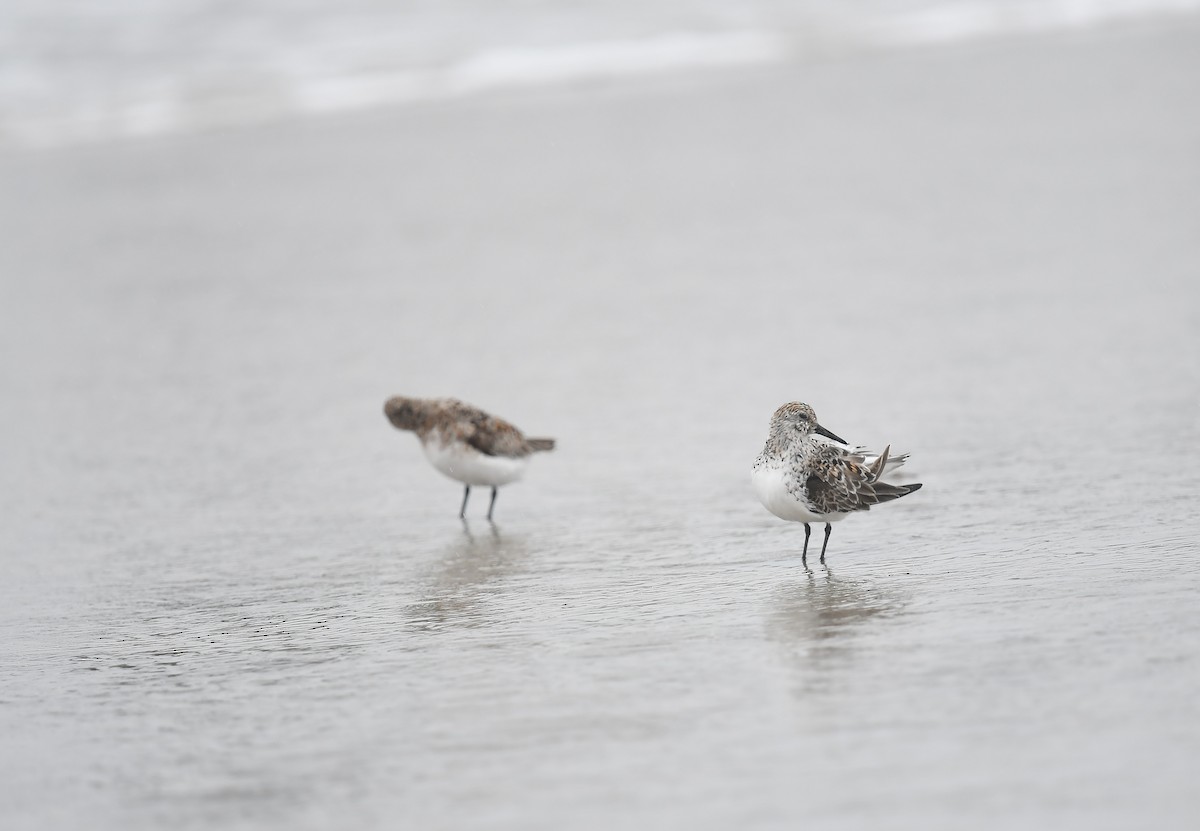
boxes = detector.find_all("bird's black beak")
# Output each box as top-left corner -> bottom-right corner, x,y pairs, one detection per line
815,424 -> 847,445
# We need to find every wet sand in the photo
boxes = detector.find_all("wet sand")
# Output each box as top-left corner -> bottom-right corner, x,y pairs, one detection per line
2,17 -> 1199,831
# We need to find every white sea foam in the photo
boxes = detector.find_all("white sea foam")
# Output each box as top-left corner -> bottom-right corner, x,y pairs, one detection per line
1,0 -> 1195,148
862,0 -> 1200,44
293,31 -> 790,116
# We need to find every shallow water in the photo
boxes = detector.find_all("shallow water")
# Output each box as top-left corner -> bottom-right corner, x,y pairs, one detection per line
2,20 -> 1200,831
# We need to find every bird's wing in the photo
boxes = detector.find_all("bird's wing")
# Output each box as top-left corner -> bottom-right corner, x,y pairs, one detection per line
804,444 -> 913,514
852,446 -> 908,474
458,408 -> 532,458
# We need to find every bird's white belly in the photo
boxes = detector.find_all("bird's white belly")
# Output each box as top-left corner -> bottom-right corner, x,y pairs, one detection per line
752,465 -> 845,524
422,439 -> 527,486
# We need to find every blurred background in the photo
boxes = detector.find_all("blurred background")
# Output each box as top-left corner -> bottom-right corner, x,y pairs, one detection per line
2,2 -> 1199,830
3,0 -> 1199,147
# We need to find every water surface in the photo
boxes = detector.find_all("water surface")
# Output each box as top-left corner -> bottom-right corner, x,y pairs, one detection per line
2,18 -> 1199,831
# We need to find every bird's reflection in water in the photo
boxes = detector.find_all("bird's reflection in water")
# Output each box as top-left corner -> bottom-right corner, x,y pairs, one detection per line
767,566 -> 908,698
406,521 -> 529,631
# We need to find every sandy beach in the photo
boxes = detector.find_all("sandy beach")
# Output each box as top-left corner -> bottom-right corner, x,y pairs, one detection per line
2,14 -> 1199,831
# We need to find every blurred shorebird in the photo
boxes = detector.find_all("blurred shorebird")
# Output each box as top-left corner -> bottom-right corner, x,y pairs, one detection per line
384,397 -> 555,520
752,402 -> 922,567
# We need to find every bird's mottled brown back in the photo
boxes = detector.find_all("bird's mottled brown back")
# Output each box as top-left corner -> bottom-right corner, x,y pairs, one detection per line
384,396 -> 554,458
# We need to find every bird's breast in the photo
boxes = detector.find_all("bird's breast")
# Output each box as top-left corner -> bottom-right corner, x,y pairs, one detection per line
752,463 -> 830,523
421,436 -> 528,486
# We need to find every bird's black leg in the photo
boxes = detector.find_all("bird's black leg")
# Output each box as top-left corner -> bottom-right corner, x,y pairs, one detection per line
487,487 -> 498,521
801,523 -> 811,568
459,485 -> 471,518
819,523 -> 832,564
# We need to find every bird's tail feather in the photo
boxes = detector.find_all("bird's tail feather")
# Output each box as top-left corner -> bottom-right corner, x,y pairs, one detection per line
869,445 -> 891,480
870,481 -> 923,505
527,437 -> 556,452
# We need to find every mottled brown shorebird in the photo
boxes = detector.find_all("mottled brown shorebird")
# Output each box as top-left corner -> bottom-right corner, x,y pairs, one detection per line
384,396 -> 555,520
752,402 -> 922,567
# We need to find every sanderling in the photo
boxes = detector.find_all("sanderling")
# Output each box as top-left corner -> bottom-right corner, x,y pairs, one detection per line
752,402 -> 922,567
384,396 -> 555,520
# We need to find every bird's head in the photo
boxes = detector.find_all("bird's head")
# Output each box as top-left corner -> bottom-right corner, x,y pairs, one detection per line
771,401 -> 847,444
384,396 -> 426,432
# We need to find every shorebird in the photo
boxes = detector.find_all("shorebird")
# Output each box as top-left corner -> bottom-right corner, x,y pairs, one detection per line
752,402 -> 922,567
384,396 -> 555,520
